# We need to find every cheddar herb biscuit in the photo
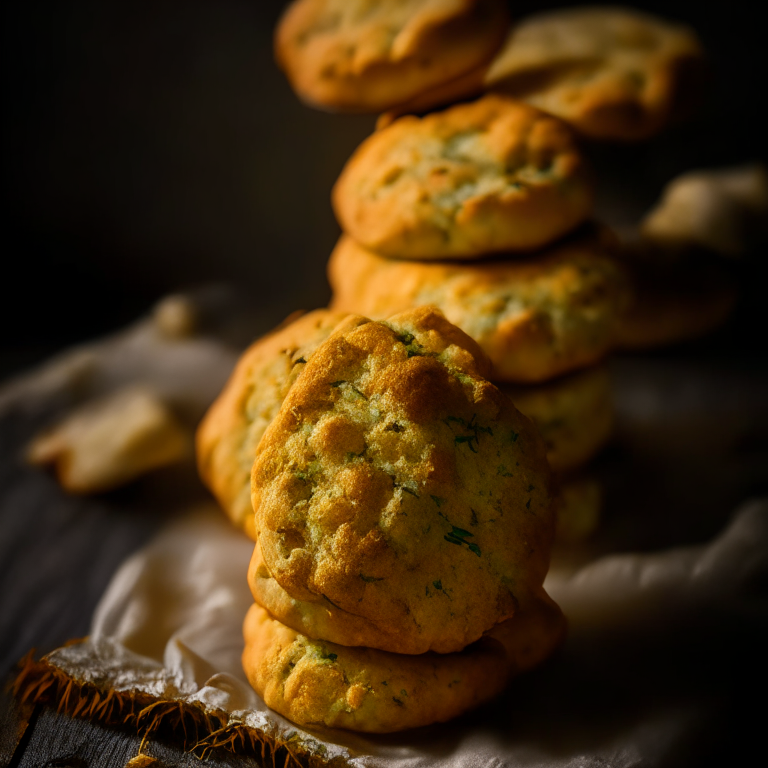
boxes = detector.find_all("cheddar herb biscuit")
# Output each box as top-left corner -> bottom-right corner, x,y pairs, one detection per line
275,0 -> 509,113
196,310 -> 349,538
242,592 -> 565,732
328,228 -> 629,383
333,95 -> 594,259
485,7 -> 705,141
501,365 -> 613,473
251,307 -> 554,655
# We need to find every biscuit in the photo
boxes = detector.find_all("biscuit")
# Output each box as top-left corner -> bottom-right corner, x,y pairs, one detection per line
333,95 -> 594,259
275,0 -> 509,113
615,246 -> 738,350
27,387 -> 189,494
328,227 -> 630,383
242,591 -> 565,732
196,310 -> 350,538
501,365 -> 613,473
251,307 -> 554,655
484,7 -> 705,141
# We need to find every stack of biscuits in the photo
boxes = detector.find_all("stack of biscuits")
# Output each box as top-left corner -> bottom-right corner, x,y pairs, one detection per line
327,90 -> 631,541
199,307 -> 566,731
195,0 -> 735,735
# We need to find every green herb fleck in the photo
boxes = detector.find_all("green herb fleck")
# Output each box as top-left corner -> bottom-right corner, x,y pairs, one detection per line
497,465 -> 513,478
433,580 -> 443,590
430,495 -> 445,507
444,526 -> 481,556
525,498 -> 531,510
295,356 -> 307,364
470,508 -> 478,526
393,697 -> 404,707
320,651 -> 338,662
527,484 -> 535,492
330,380 -> 346,388
510,431 -> 519,443
385,422 -> 404,433
401,486 -> 419,498
360,574 -> 384,583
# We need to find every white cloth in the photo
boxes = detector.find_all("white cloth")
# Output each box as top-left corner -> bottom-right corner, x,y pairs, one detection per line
43,498 -> 768,767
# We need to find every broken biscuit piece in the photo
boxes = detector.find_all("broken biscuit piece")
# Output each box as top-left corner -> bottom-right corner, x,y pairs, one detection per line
27,387 -> 190,494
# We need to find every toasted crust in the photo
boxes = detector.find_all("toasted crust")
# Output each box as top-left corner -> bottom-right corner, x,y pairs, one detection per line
501,365 -> 613,473
328,228 -> 630,383
242,591 -> 565,732
333,95 -> 594,259
196,310 -> 350,538
484,7 -> 705,141
275,0 -> 509,113
251,307 -> 554,655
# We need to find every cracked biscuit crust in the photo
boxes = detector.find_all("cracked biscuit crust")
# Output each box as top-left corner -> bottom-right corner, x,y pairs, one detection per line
242,592 -> 565,732
196,310 -> 350,538
328,228 -> 629,383
332,95 -> 594,259
485,7 -> 705,141
275,0 -> 509,113
251,307 -> 554,655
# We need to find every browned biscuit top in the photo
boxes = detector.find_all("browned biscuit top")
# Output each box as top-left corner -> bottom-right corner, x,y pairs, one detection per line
485,7 -> 705,141
328,227 -> 630,383
196,310 -> 350,537
252,307 -> 554,654
275,0 -> 509,113
333,94 -> 594,259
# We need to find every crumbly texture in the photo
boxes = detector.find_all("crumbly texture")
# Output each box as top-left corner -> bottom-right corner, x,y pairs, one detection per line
328,228 -> 629,383
242,591 -> 565,732
501,365 -> 613,473
484,7 -> 705,141
196,310 -> 350,538
27,387 -> 189,494
615,244 -> 738,350
333,95 -> 593,259
251,307 -> 554,655
275,0 -> 509,113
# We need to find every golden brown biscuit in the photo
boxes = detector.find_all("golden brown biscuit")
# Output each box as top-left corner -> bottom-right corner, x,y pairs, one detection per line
485,7 -> 705,141
275,0 -> 509,113
196,310 -> 350,538
333,95 -> 594,259
242,591 -> 565,732
27,387 -> 189,494
328,228 -> 630,383
501,365 -> 613,473
615,244 -> 738,350
252,307 -> 554,655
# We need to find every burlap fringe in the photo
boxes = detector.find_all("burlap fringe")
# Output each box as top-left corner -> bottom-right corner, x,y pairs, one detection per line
12,649 -> 349,768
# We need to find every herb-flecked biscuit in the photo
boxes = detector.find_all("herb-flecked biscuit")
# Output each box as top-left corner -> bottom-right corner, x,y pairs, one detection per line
251,307 -> 554,655
275,0 -> 509,113
484,7 -> 705,141
501,365 -> 613,473
196,310 -> 350,538
332,95 -> 594,259
328,228 -> 629,383
242,592 -> 565,732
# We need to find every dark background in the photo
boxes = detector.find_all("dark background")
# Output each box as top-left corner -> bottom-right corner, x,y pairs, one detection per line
2,0 -> 767,379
